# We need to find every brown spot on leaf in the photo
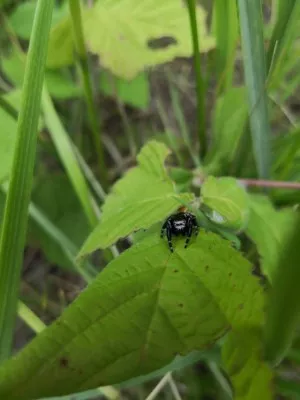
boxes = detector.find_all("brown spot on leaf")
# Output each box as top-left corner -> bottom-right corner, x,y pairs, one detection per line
238,304 -> 244,310
59,357 -> 69,368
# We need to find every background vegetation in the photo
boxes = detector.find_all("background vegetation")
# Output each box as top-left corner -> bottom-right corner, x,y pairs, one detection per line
0,0 -> 300,399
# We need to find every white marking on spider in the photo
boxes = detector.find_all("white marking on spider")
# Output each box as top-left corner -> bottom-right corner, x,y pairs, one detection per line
173,220 -> 186,230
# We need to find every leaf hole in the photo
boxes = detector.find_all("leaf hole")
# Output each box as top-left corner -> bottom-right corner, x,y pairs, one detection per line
147,36 -> 177,50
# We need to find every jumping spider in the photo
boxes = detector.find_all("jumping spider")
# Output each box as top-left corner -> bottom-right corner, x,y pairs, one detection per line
161,211 -> 199,252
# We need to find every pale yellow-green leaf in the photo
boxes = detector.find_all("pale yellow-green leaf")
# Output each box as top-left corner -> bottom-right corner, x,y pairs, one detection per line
201,176 -> 249,230
246,194 -> 296,282
83,0 -> 215,79
79,141 -> 194,255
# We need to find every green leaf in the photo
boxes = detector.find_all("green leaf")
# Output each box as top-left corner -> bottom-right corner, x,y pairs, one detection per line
267,0 -> 300,85
9,1 -> 67,40
222,329 -> 274,400
99,71 -> 150,109
205,87 -> 248,175
264,212 -> 300,365
79,141 -> 194,255
83,0 -> 215,79
245,194 -> 296,282
237,0 -> 272,179
200,176 -> 249,230
0,94 -> 17,182
2,48 -> 81,99
0,231 -> 264,399
47,17 -> 74,68
28,174 -> 90,270
213,0 -> 239,91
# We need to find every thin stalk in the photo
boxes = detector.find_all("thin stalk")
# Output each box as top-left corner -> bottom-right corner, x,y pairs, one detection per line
68,0 -> 107,185
155,97 -> 185,167
186,0 -> 206,158
0,0 -> 54,362
239,179 -> 300,190
168,76 -> 200,167
17,301 -> 46,334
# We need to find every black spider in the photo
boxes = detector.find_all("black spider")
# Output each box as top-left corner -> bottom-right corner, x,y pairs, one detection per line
161,211 -> 199,252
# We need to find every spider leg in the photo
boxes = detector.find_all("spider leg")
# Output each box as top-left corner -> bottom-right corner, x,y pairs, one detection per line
184,220 -> 193,249
160,220 -> 167,238
166,223 -> 174,252
192,216 -> 199,237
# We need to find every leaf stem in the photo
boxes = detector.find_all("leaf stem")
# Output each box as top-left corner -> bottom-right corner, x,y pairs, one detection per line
68,0 -> 107,185
239,179 -> 300,189
186,0 -> 206,158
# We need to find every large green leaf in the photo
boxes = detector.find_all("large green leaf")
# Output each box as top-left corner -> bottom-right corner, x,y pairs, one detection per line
79,141 -> 194,256
0,231 -> 263,399
222,329 -> 274,400
83,0 -> 215,79
245,194 -> 296,282
201,176 -> 249,231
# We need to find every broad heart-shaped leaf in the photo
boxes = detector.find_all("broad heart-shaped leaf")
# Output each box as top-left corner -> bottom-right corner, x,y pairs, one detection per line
83,0 -> 215,79
222,328 -> 274,400
245,194 -> 296,282
201,176 -> 249,231
0,231 -> 264,400
79,140 -> 194,256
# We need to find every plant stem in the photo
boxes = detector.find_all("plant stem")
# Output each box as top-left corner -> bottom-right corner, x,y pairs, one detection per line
186,0 -> 206,158
239,179 -> 300,189
0,0 -> 54,362
68,0 -> 107,185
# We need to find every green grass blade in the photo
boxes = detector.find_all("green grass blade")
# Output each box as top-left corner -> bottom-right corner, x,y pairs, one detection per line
0,0 -> 54,362
42,86 -> 98,228
267,0 -> 300,83
264,214 -> 300,365
237,0 -> 271,179
213,0 -> 239,92
186,0 -> 206,158
68,0 -> 107,185
17,301 -> 46,334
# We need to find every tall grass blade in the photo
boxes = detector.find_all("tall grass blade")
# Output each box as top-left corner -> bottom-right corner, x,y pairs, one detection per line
42,86 -> 98,228
237,0 -> 271,179
265,214 -> 300,365
186,0 -> 206,158
267,0 -> 300,83
213,0 -> 239,92
0,0 -> 54,362
68,0 -> 107,185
